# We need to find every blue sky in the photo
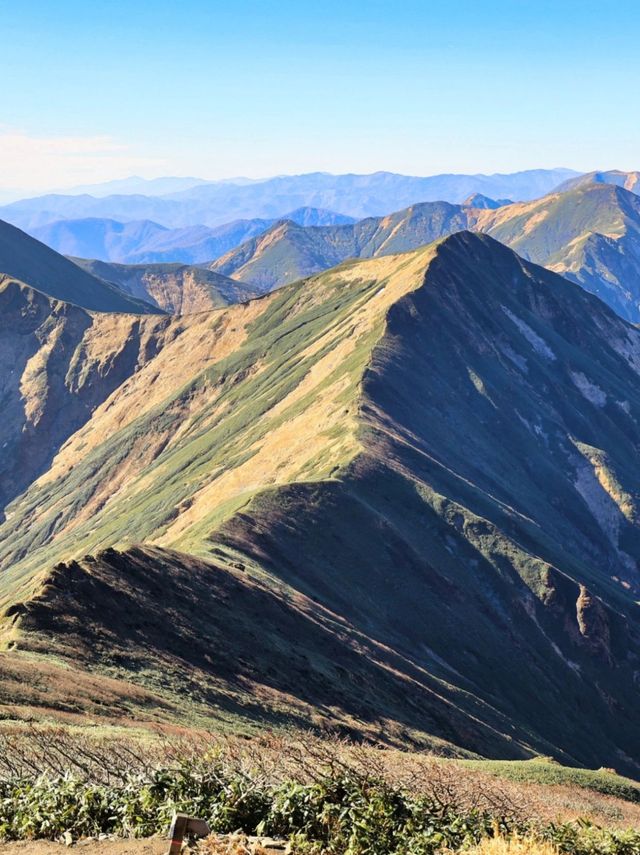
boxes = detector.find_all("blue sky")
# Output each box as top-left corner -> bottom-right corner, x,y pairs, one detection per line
1,0 -> 639,195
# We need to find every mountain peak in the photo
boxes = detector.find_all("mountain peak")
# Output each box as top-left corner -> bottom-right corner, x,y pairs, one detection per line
463,193 -> 513,209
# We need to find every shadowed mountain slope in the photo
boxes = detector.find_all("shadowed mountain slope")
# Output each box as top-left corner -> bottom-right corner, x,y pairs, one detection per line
0,218 -> 158,313
475,183 -> 640,322
1,233 -> 639,772
72,259 -> 259,314
2,544 -> 515,751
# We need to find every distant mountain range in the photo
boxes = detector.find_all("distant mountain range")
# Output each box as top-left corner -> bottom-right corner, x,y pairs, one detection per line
0,169 -> 578,230
210,176 -> 640,323
0,215 -> 258,316
0,214 -> 257,315
4,170 -> 639,325
209,201 -> 475,291
27,207 -> 356,264
2,232 -> 640,772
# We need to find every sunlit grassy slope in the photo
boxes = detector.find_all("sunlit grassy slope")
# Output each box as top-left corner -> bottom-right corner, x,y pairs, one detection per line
459,759 -> 640,804
0,243 -> 436,601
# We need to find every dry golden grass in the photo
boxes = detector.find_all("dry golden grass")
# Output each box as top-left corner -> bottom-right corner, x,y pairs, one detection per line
0,841 -> 167,854
462,837 -> 559,855
199,836 -> 274,855
161,246 -> 436,547
40,296 -> 269,489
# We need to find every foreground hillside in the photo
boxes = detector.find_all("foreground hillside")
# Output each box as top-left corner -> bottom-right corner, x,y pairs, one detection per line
210,182 -> 640,323
1,233 -> 639,775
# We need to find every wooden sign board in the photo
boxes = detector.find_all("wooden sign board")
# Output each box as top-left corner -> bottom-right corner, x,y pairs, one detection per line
166,812 -> 211,854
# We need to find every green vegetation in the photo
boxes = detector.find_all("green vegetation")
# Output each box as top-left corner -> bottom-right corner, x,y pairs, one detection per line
1,762 -> 639,853
0,260 -> 392,595
483,183 -> 640,322
210,203 -> 468,290
2,233 -> 640,777
211,181 -> 640,324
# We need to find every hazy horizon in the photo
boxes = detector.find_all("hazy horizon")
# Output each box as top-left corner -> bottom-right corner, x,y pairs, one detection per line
2,0 -> 639,200
0,165 -> 585,205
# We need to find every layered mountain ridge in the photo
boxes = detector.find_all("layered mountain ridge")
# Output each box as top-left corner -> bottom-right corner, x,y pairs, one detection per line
556,170 -> 640,195
28,207 -> 356,265
210,182 -> 640,323
1,232 -> 639,773
0,277 -> 172,511
480,183 -> 640,321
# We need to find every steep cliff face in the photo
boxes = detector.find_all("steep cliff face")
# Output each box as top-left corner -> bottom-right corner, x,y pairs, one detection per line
0,277 -> 171,511
73,259 -> 259,313
1,234 -> 639,772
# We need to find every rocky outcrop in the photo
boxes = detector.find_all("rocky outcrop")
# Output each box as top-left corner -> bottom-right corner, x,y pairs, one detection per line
0,278 -> 170,510
73,259 -> 260,313
576,585 -> 613,663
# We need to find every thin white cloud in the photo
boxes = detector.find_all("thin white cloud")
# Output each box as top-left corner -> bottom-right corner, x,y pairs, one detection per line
0,128 -> 165,199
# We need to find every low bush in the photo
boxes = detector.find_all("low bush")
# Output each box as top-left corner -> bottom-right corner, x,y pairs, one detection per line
0,730 -> 638,853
